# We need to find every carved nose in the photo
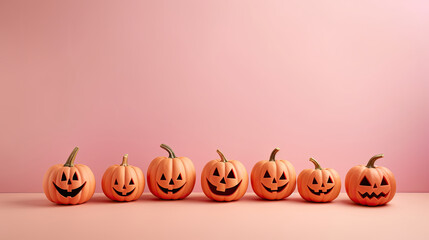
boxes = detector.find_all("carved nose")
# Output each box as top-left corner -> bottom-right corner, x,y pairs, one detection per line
220,177 -> 226,184
169,179 -> 174,185
321,183 -> 325,187
272,178 -> 277,183
374,183 -> 377,188
122,185 -> 126,189
67,179 -> 71,185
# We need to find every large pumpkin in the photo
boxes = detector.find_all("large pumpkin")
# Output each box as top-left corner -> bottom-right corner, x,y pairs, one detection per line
102,154 -> 145,202
297,158 -> 341,202
201,150 -> 248,201
147,144 -> 196,200
345,154 -> 396,206
251,148 -> 296,200
43,147 -> 95,205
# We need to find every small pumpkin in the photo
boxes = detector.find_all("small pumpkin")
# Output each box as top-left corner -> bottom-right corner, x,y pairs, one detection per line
43,147 -> 95,204
147,144 -> 196,200
201,150 -> 248,201
102,154 -> 145,202
297,158 -> 341,202
345,154 -> 396,206
251,148 -> 296,200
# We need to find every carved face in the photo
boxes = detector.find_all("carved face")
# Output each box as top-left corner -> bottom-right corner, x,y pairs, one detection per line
147,144 -> 196,200
201,150 -> 249,202
356,174 -> 392,201
250,150 -> 296,200
53,169 -> 86,198
345,154 -> 396,206
297,158 -> 341,202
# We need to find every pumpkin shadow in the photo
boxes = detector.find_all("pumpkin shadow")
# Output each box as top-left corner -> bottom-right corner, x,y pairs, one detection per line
8,197 -> 75,208
335,198 -> 391,208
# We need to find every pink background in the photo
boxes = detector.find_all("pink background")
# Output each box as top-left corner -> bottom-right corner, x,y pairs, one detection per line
1,0 -> 428,193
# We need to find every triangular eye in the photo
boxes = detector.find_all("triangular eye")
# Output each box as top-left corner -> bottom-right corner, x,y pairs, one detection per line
177,173 -> 182,180
360,176 -> 371,186
213,168 -> 219,176
160,174 -> 166,180
129,179 -> 134,185
72,172 -> 78,181
279,172 -> 286,180
263,170 -> 271,178
312,178 -> 318,184
227,170 -> 235,179
114,179 -> 118,185
327,176 -> 333,183
61,172 -> 67,181
381,177 -> 388,186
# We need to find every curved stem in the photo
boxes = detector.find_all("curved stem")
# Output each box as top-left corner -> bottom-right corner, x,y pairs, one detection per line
366,154 -> 384,168
309,157 -> 322,170
64,147 -> 79,167
160,144 -> 176,158
217,149 -> 228,162
269,148 -> 280,161
120,154 -> 129,166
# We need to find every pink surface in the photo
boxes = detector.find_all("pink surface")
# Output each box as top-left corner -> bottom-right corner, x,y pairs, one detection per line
1,1 -> 429,193
1,193 -> 429,239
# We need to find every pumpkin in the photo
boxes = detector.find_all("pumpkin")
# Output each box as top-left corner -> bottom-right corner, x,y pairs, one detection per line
147,144 -> 196,200
201,150 -> 248,201
297,157 -> 341,202
345,154 -> 396,206
251,148 -> 296,200
43,147 -> 95,204
102,154 -> 145,201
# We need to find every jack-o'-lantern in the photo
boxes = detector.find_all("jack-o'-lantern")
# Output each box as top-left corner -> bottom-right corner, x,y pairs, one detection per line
345,154 -> 396,206
102,154 -> 145,202
201,150 -> 248,201
297,157 -> 341,202
43,147 -> 95,204
147,144 -> 196,200
251,148 -> 296,200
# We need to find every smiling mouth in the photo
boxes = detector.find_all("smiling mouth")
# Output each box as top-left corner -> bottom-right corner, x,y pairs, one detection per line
262,182 -> 288,193
53,182 -> 86,198
157,183 -> 186,194
358,191 -> 389,199
207,179 -> 242,196
308,186 -> 334,195
113,188 -> 135,197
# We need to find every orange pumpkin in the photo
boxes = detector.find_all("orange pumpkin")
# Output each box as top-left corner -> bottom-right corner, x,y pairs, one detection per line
147,144 -> 196,200
297,158 -> 341,202
43,147 -> 95,204
345,154 -> 396,206
102,154 -> 145,202
251,148 -> 296,200
201,150 -> 248,201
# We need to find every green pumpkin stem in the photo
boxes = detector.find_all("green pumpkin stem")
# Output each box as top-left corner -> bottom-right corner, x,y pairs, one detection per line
64,147 -> 79,167
120,154 -> 129,166
309,157 -> 323,170
160,144 -> 176,158
366,154 -> 384,168
269,148 -> 280,161
217,149 -> 228,162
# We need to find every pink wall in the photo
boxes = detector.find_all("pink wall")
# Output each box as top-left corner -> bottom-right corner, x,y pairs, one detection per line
1,1 -> 428,193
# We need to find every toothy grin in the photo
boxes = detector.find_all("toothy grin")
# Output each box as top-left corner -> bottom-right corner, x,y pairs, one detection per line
261,183 -> 288,193
358,191 -> 389,199
113,188 -> 135,197
157,183 -> 186,194
207,179 -> 242,196
53,182 -> 86,198
307,186 -> 334,195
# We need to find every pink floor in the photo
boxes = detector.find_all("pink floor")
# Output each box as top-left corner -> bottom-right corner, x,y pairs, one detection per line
2,193 -> 428,239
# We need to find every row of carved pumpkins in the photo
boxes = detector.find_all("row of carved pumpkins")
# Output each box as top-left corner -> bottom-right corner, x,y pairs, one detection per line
43,144 -> 396,206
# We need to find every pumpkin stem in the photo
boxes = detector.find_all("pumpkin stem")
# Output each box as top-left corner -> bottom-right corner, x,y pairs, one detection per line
160,144 -> 176,158
309,157 -> 323,170
217,149 -> 228,162
366,154 -> 384,168
120,154 -> 129,166
269,148 -> 280,161
64,147 -> 79,167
